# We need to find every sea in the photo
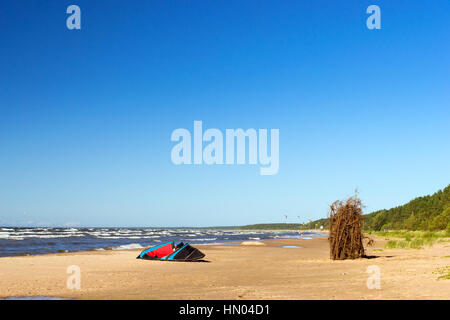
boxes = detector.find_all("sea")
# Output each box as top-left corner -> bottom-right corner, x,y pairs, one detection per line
0,227 -> 326,257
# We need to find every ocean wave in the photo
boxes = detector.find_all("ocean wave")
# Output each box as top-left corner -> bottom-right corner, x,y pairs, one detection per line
112,243 -> 145,250
184,238 -> 217,242
0,227 -> 308,257
11,234 -> 85,239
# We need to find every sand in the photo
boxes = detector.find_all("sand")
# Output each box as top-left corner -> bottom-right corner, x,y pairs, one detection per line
0,236 -> 449,300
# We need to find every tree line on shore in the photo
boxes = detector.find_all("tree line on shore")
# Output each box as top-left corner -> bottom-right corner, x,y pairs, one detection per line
364,184 -> 450,232
240,184 -> 450,233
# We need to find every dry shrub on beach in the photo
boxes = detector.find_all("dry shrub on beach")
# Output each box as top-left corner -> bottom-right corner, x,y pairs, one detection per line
328,192 -> 372,260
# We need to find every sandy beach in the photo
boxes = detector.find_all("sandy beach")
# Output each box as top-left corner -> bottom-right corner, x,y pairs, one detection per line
0,236 -> 449,300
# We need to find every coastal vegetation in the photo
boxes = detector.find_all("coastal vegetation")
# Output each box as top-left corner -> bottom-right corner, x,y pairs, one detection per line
434,266 -> 450,280
363,185 -> 450,231
241,184 -> 450,233
374,230 -> 449,249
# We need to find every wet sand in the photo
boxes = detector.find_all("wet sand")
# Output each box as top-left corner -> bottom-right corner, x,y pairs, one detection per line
0,236 -> 449,299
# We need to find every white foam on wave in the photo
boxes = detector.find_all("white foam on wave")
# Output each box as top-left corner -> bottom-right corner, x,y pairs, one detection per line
14,234 -> 85,239
194,242 -> 232,246
184,238 -> 217,242
112,243 -> 144,250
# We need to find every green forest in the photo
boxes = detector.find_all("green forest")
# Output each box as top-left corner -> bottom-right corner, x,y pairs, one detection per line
363,184 -> 450,231
240,184 -> 450,232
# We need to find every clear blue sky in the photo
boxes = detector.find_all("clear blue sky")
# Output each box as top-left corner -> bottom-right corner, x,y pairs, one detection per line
1,1 -> 449,227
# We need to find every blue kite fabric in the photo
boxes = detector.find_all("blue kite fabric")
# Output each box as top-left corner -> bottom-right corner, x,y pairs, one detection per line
137,242 -> 205,261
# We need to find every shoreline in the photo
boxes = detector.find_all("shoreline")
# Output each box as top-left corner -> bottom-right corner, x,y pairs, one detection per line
0,233 -> 328,260
0,230 -> 326,258
1,236 -> 449,300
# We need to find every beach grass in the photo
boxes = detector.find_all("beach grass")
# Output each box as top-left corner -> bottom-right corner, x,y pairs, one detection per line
371,230 -> 448,239
433,266 -> 450,280
376,230 -> 449,249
